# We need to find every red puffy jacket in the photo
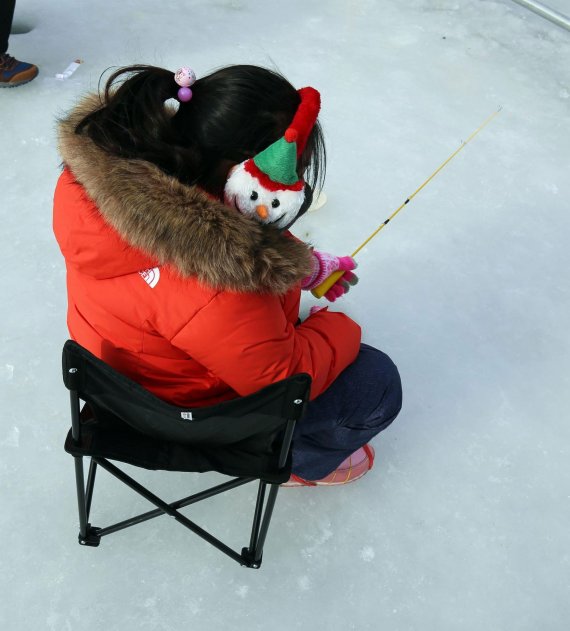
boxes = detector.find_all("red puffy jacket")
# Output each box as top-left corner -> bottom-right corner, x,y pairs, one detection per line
53,96 -> 361,407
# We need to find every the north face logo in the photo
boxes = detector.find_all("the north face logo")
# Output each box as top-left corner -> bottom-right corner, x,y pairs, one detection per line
181,412 -> 193,421
139,267 -> 160,288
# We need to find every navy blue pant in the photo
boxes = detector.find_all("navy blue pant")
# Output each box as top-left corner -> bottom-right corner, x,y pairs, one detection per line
291,344 -> 402,480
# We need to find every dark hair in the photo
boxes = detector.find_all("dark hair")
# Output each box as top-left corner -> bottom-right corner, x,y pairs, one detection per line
75,64 -> 326,197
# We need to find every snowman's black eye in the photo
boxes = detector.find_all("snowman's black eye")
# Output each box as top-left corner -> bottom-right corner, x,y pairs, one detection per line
250,191 -> 258,201
271,199 -> 280,208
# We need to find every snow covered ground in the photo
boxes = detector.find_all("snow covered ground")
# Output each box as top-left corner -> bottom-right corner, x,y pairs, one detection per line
1,1 -> 569,629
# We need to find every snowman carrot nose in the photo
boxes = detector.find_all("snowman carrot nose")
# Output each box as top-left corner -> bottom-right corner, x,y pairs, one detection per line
256,205 -> 268,219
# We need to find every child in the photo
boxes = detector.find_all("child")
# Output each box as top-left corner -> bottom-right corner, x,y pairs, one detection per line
53,64 -> 402,485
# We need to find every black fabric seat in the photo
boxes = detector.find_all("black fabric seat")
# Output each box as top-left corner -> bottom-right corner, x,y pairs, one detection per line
62,340 -> 311,568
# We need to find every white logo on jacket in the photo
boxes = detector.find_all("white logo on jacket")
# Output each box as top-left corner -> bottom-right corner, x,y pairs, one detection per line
139,267 -> 160,288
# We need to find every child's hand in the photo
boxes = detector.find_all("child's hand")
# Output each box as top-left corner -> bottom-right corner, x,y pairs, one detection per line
301,251 -> 358,302
322,255 -> 358,302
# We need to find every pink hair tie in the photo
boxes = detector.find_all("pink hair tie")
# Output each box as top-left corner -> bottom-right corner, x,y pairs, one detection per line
174,67 -> 196,102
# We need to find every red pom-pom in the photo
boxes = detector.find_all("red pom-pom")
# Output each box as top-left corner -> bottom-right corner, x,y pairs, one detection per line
284,128 -> 298,143
291,87 -> 321,156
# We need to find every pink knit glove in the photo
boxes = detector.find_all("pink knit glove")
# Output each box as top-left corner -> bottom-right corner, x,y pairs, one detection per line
301,250 -> 358,302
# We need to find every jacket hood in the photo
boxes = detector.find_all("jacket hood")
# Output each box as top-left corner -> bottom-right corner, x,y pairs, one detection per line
56,95 -> 313,294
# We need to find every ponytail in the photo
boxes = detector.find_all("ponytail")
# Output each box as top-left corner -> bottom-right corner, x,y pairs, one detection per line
75,65 -> 203,185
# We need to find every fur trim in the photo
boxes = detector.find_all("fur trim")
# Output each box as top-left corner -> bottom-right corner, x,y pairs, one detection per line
57,95 -> 313,294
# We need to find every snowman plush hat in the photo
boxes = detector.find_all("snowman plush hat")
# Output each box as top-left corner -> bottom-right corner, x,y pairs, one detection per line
224,87 -> 321,230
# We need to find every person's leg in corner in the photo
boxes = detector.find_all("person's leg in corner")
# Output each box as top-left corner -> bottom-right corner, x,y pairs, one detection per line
0,0 -> 16,54
0,0 -> 39,87
290,343 -> 402,483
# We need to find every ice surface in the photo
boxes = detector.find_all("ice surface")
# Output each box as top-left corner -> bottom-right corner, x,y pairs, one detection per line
1,0 -> 569,629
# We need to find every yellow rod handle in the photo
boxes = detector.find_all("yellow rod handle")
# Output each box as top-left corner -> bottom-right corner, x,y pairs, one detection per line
310,270 -> 345,298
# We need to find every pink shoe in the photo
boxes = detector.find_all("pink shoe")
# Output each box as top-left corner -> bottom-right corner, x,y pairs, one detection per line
283,444 -> 375,487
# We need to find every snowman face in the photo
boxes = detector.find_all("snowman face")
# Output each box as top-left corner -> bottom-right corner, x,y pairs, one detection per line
224,162 -> 306,230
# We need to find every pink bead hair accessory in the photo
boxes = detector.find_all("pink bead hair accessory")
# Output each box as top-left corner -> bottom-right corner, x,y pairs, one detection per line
174,67 -> 196,102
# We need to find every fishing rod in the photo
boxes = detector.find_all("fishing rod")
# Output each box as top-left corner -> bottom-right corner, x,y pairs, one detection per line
311,106 -> 503,299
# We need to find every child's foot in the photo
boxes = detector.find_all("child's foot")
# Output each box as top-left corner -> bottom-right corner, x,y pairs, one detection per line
0,53 -> 39,87
283,444 -> 375,487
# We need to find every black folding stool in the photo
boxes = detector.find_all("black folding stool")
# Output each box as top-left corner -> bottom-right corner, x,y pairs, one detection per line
62,340 -> 311,569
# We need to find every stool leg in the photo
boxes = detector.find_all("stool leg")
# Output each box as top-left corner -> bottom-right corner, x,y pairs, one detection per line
247,481 -> 267,554
85,458 -> 97,520
74,456 -> 88,540
252,484 -> 280,566
243,482 -> 279,568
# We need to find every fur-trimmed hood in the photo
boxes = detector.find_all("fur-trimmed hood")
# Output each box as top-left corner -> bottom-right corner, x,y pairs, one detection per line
56,95 -> 312,294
